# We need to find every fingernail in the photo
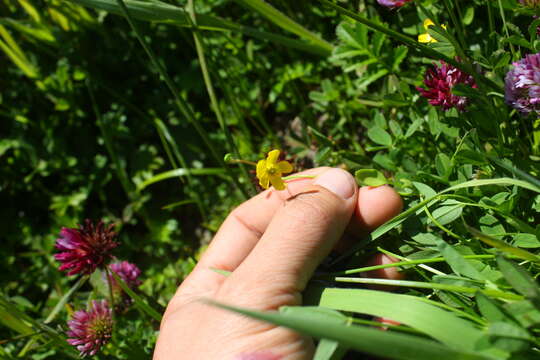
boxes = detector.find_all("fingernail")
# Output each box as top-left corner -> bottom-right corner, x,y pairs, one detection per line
313,168 -> 355,199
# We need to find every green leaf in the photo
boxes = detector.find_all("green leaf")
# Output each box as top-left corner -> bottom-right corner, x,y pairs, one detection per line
476,292 -> 509,323
438,241 -> 485,281
367,126 -> 392,146
431,203 -> 463,226
513,233 -> 540,249
496,255 -> 540,308
354,169 -> 388,187
435,153 -> 451,178
207,299 -> 494,360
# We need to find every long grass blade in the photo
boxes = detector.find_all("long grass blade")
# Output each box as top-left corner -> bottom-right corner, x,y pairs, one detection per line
111,272 -> 162,322
206,300 -> 495,360
234,0 -> 333,53
66,0 -> 330,56
137,167 -> 227,192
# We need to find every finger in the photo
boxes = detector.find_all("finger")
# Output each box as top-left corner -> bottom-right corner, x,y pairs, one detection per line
224,168 -> 357,306
180,168 -> 330,292
336,185 -> 403,252
365,253 -> 405,280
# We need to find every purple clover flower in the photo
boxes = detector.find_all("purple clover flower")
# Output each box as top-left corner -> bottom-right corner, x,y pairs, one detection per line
54,220 -> 118,276
416,61 -> 477,111
505,53 -> 540,115
377,0 -> 412,8
67,300 -> 112,357
109,261 -> 142,289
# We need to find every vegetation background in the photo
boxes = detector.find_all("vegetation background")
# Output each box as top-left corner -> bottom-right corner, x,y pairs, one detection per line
1,0 -> 540,359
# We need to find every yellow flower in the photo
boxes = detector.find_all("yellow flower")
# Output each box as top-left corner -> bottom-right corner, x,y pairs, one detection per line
418,19 -> 447,43
256,149 -> 293,190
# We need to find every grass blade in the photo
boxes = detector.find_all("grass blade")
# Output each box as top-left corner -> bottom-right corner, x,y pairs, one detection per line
111,272 -> 162,322
137,167 -> 227,192
305,287 -> 505,358
66,0 -> 330,55
234,0 -> 333,53
207,300 -> 495,360
44,275 -> 88,324
467,226 -> 540,263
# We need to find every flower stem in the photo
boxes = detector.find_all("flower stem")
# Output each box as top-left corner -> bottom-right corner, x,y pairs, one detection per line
228,159 -> 258,166
282,175 -> 317,181
105,267 -> 116,326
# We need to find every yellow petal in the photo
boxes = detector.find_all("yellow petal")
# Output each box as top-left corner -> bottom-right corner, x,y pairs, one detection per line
418,33 -> 434,43
423,18 -> 434,30
256,159 -> 266,179
259,174 -> 270,189
269,174 -> 286,190
442,24 -> 447,30
266,149 -> 280,165
277,160 -> 293,174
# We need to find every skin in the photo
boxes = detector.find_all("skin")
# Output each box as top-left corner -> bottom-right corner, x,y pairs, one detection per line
154,167 -> 403,360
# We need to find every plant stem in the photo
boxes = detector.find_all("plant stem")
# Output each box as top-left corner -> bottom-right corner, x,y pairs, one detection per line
185,0 -> 253,197
115,0 -> 246,198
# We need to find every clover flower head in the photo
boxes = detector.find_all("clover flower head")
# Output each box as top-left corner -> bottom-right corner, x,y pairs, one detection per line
418,19 -> 447,43
54,220 -> 118,276
417,60 -> 477,111
256,150 -> 293,191
67,300 -> 112,357
109,261 -> 142,289
505,52 -> 540,115
377,0 -> 412,8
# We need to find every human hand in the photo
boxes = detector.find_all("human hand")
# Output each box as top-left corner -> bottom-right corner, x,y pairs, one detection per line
154,167 -> 403,360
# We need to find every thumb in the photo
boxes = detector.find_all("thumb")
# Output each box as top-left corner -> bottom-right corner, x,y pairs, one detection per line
223,168 -> 357,305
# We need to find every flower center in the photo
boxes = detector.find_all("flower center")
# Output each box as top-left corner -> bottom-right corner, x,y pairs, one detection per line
266,165 -> 279,175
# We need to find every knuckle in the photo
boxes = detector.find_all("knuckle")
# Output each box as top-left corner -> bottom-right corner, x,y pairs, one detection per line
285,193 -> 334,229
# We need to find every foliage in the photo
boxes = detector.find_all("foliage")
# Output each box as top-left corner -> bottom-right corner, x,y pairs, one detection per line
1,0 -> 540,358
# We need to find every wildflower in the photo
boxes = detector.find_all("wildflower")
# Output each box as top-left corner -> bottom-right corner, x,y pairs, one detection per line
256,150 -> 293,190
417,61 -> 477,111
55,220 -> 118,276
67,300 -> 112,357
418,19 -> 447,43
505,52 -> 540,115
109,261 -> 142,289
377,0 -> 412,8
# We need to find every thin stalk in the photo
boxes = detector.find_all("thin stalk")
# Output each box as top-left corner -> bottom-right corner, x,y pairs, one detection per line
377,247 -> 446,276
154,118 -> 208,217
115,0 -> 240,190
332,277 -> 523,300
441,0 -> 466,51
185,0 -> 252,197
487,1 -> 495,35
319,255 -> 495,277
423,205 -> 462,241
317,0 -> 502,93
87,80 -> 136,201
497,0 -> 516,58
105,267 -> 116,325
